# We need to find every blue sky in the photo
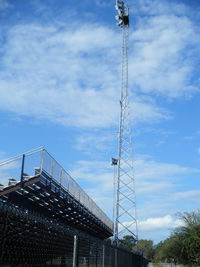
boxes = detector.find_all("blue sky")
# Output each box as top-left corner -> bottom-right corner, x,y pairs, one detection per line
0,0 -> 200,244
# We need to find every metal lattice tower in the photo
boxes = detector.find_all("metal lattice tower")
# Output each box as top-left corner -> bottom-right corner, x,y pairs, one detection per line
114,0 -> 138,244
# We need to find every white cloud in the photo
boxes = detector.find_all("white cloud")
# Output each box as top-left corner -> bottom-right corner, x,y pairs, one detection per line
0,0 -> 199,130
173,190 -> 200,201
134,155 -> 199,194
69,160 -> 115,219
0,1 -> 199,130
75,132 -> 115,154
135,0 -> 188,17
138,215 -> 183,231
0,22 -> 169,128
71,155 -> 200,198
0,149 -> 42,186
0,159 -> 21,185
69,155 -> 200,224
0,0 -> 198,129
131,95 -> 171,124
132,155 -> 200,223
130,0 -> 200,98
118,214 -> 184,241
0,151 -> 7,161
71,160 -> 113,191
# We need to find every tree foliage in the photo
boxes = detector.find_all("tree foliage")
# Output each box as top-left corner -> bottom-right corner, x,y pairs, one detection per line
154,210 -> 200,265
117,210 -> 200,265
133,239 -> 154,260
119,235 -> 136,251
119,236 -> 154,261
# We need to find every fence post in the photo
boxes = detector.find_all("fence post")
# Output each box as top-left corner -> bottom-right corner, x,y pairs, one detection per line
68,175 -> 70,192
50,158 -> 54,189
141,250 -> 144,267
87,240 -> 90,267
20,154 -> 25,185
115,247 -> 118,267
74,181 -> 76,198
96,242 -> 98,267
51,158 -> 54,178
40,149 -> 44,174
60,168 -> 63,191
0,209 -> 9,262
102,244 -> 105,267
73,235 -> 78,267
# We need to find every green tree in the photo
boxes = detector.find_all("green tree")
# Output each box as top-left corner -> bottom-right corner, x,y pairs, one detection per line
174,211 -> 200,265
133,239 -> 154,261
119,236 -> 154,261
154,236 -> 182,263
118,235 -> 136,251
154,210 -> 200,265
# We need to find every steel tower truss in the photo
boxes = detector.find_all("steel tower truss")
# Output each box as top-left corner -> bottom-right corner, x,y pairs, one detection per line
114,0 -> 138,244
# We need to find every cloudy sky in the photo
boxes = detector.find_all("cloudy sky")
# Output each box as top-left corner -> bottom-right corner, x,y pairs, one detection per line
0,0 -> 199,243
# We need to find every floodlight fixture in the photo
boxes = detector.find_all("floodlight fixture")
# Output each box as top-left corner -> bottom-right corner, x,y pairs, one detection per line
115,0 -> 129,28
111,158 -> 118,166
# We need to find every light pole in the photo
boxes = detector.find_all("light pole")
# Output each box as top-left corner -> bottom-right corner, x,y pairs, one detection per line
111,157 -> 118,243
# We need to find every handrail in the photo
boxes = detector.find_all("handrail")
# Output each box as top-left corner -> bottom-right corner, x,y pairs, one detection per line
41,149 -> 113,230
0,147 -> 44,167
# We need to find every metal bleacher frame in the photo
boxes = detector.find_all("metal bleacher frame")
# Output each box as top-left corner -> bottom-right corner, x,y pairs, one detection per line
0,148 -> 113,239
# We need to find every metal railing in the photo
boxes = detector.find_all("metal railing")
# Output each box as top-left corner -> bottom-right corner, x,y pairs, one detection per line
0,147 -> 113,231
41,149 -> 113,231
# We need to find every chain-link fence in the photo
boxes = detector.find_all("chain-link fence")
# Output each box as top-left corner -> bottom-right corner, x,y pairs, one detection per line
0,200 -> 146,267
